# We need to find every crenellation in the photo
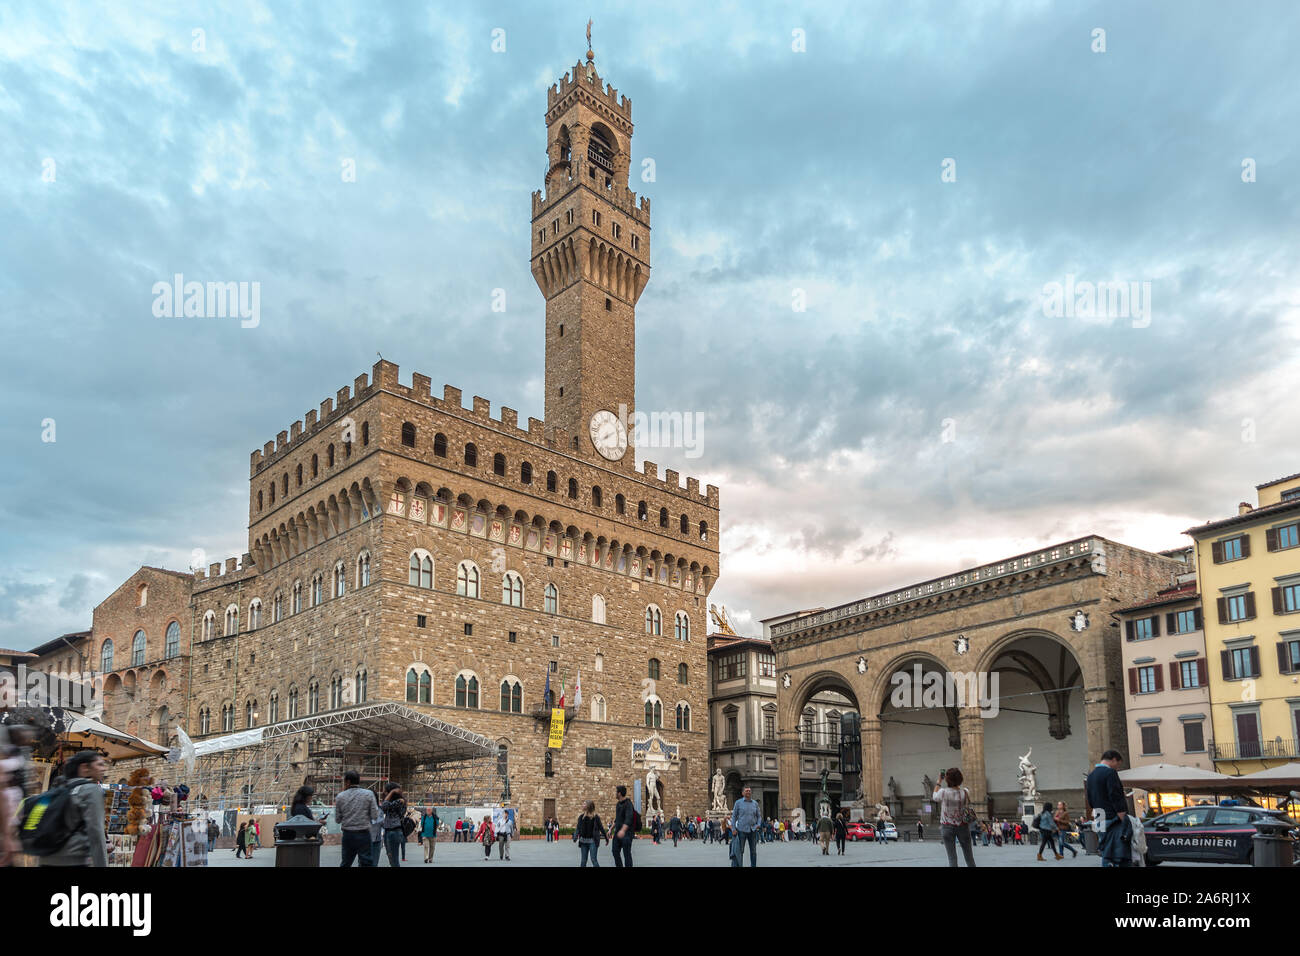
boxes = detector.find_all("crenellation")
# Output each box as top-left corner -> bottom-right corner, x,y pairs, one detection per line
305,409 -> 318,430
336,386 -> 350,407
686,477 -> 700,498
443,385 -> 462,407
320,398 -> 333,419
643,460 -> 658,481
353,372 -> 368,396
263,440 -> 275,458
411,372 -> 432,399
500,406 -> 517,430
373,359 -> 399,390
665,469 -> 679,489
705,485 -> 719,507
290,421 -> 302,442
276,430 -> 288,451
472,396 -> 490,418
528,417 -> 545,443
208,563 -> 221,578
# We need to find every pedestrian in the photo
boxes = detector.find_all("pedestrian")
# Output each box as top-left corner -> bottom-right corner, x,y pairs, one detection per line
206,817 -> 220,853
379,784 -> 407,867
334,769 -> 381,867
1036,802 -> 1062,861
476,814 -> 494,860
235,822 -> 247,859
455,817 -> 463,842
1055,802 -> 1078,858
650,815 -> 660,844
981,822 -> 990,847
916,820 -> 924,842
932,767 -> 976,868
493,805 -> 512,861
573,799 -> 607,867
26,751 -> 110,868
816,812 -> 833,855
421,806 -> 440,863
610,784 -> 634,867
669,813 -> 682,846
290,785 -> 315,820
1085,749 -> 1131,867
730,785 -> 762,867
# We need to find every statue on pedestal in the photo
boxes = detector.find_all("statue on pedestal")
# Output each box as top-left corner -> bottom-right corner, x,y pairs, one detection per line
710,768 -> 727,813
1017,748 -> 1040,801
887,776 -> 902,805
645,767 -> 662,817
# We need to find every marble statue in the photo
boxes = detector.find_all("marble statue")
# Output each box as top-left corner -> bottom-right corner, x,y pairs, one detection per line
922,774 -> 935,796
819,767 -> 831,796
887,776 -> 902,804
711,768 -> 727,812
646,767 -> 662,816
1018,748 -> 1040,800
873,802 -> 893,823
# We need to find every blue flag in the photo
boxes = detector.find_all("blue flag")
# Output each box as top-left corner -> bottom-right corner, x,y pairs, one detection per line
544,667 -> 552,708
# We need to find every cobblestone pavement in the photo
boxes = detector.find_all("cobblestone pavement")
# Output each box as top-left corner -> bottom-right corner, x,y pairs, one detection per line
208,836 -> 1225,868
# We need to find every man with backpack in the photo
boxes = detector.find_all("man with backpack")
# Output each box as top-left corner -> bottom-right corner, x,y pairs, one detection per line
24,750 -> 109,867
611,784 -> 635,867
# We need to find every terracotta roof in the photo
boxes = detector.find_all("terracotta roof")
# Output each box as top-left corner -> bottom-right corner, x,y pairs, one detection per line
1256,471 -> 1300,490
1184,496 -> 1300,536
707,633 -> 771,654
1117,582 -> 1199,615
0,649 -> 36,658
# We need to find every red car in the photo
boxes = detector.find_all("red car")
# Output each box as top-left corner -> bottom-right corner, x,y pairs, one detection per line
846,822 -> 875,841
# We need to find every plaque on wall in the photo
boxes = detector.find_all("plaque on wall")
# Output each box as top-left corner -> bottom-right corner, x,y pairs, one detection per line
431,501 -> 449,527
508,523 -> 523,547
614,551 -> 625,574
387,492 -> 405,516
450,507 -> 468,533
409,496 -> 427,522
604,548 -> 614,571
526,528 -> 542,551
543,533 -> 558,556
658,564 -> 669,584
470,512 -> 487,538
684,573 -> 694,591
577,542 -> 588,564
489,518 -> 505,543
630,556 -> 641,578
671,568 -> 681,588
560,538 -> 573,561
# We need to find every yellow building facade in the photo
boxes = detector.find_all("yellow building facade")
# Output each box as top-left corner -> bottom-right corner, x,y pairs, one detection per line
1188,472 -> 1300,773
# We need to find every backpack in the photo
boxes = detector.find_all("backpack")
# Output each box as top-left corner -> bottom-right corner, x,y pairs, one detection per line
1032,814 -> 1042,830
401,814 -> 416,836
17,784 -> 83,857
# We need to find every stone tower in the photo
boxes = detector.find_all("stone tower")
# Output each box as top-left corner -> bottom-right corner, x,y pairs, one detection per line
531,44 -> 651,474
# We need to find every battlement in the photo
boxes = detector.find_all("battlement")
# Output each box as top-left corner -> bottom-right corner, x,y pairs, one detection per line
532,184 -> 650,225
192,552 -> 257,590
547,61 -> 632,123
251,360 -> 716,508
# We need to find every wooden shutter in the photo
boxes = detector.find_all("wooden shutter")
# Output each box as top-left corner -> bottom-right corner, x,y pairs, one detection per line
1196,658 -> 1207,686
1273,587 -> 1284,614
1266,528 -> 1278,551
1152,615 -> 1161,636
1166,612 -> 1177,633
1194,607 -> 1203,630
1128,668 -> 1138,693
1212,541 -> 1224,563
1169,662 -> 1181,690
1240,535 -> 1251,558
1279,642 -> 1292,675
1220,649 -> 1233,680
1125,620 -> 1135,642
1217,597 -> 1228,624
1249,645 -> 1261,678
1244,592 -> 1256,619
1153,666 -> 1164,692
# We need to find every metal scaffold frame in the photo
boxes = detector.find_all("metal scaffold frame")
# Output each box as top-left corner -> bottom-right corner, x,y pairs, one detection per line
178,701 -> 500,809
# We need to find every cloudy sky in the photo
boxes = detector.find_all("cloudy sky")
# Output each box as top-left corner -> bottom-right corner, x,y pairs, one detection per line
2,1 -> 1299,649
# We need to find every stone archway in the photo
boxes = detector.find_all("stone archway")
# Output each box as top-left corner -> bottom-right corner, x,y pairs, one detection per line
872,651 -> 962,820
778,671 -> 863,821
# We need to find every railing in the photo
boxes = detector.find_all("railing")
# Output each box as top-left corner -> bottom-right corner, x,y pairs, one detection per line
1210,739 -> 1299,761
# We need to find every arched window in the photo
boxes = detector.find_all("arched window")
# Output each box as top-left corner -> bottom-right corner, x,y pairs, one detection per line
546,471 -> 558,493
288,687 -> 299,719
406,668 -> 418,703
493,453 -> 506,476
292,580 -> 302,614
268,691 -> 279,724
283,474 -> 289,496
457,561 -> 480,599
357,551 -> 371,588
659,507 -> 669,528
592,594 -> 606,625
246,699 -> 256,728
132,630 -> 146,666
801,708 -> 816,746
591,694 -> 606,722
637,501 -> 648,521
327,444 -> 335,467
312,573 -> 323,606
311,454 -> 318,477
499,678 -> 523,713
199,707 -> 210,735
594,653 -> 603,672
269,483 -> 275,505
225,605 -> 239,637
329,675 -> 343,710
464,443 -> 478,467
401,422 -> 416,447
272,591 -> 283,623
675,611 -> 690,642
308,680 -> 320,714
297,464 -> 303,486
334,561 -> 347,598
356,667 -> 368,703
222,704 -> 234,733
248,599 -> 262,630
699,520 -> 709,542
502,572 -> 524,607
361,422 -> 370,446
521,461 -> 533,484
544,584 -> 558,614
258,490 -> 263,510
202,611 -> 215,641
680,514 -> 689,534
138,584 -> 148,607
592,486 -> 602,508
433,433 -> 448,458
568,478 -> 578,499
455,673 -> 480,708
616,494 -> 626,515
101,639 -> 114,673
648,658 -> 661,680
678,662 -> 688,684
644,697 -> 663,728
165,622 -> 180,659
645,605 -> 662,636
409,550 -> 433,589
419,670 -> 431,704
676,703 -> 691,731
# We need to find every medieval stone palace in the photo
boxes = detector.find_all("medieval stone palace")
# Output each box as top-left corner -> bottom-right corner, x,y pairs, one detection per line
33,47 -> 719,824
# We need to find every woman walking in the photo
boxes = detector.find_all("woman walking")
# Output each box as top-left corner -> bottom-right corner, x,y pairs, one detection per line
290,786 -> 315,820
1054,801 -> 1078,858
833,810 -> 848,856
932,767 -> 976,867
234,822 -> 248,859
573,800 -> 607,867
476,814 -> 494,860
1036,802 -> 1063,860
379,785 -> 407,868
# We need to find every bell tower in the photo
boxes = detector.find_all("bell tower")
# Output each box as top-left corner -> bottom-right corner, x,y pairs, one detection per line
531,35 -> 650,472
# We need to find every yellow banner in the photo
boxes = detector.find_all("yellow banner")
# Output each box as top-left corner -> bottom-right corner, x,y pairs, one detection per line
548,708 -> 566,749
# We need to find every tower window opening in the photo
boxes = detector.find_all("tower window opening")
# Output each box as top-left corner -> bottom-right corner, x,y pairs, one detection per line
605,298 -> 612,311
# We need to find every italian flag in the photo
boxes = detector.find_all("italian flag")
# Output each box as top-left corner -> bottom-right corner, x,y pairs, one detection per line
558,676 -> 566,709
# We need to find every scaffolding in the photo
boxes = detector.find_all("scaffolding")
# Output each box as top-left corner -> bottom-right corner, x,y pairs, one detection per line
175,701 -> 499,809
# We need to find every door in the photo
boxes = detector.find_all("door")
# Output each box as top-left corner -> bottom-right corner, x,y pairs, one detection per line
1235,713 -> 1260,758
543,798 -> 556,828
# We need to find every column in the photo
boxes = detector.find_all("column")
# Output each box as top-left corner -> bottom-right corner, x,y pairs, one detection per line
958,707 -> 987,810
777,730 -> 801,818
860,716 -> 883,807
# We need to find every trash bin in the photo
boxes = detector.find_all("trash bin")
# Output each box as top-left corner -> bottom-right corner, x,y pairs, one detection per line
275,818 -> 324,867
903,830 -> 910,843
1083,827 -> 1100,855
1251,817 -> 1295,868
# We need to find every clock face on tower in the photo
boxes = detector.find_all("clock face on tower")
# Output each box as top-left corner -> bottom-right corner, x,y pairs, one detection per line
589,410 -> 628,461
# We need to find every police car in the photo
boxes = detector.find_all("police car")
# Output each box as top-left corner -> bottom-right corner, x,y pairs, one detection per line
1143,804 -> 1298,865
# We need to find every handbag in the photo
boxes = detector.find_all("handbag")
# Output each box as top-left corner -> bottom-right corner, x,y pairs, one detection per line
959,788 -> 978,825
